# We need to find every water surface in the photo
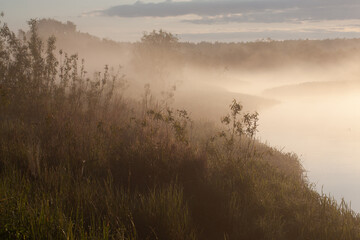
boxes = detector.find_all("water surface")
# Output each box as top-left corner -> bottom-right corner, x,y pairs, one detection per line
258,94 -> 360,212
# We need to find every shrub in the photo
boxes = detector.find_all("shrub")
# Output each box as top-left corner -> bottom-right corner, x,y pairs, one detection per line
0,18 -> 360,240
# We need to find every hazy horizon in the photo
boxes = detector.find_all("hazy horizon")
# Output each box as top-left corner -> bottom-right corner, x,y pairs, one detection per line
3,0 -> 360,42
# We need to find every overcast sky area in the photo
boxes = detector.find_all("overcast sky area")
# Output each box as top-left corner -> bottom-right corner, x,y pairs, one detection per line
2,0 -> 360,42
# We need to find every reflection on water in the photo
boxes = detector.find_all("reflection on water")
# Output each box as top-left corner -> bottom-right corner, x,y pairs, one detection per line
258,94 -> 360,212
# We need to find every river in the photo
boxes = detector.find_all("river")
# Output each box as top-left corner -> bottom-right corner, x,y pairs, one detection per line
258,94 -> 360,212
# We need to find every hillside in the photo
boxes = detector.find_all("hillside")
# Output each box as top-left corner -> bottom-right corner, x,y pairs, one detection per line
1,19 -> 360,239
33,19 -> 360,116
36,19 -> 360,71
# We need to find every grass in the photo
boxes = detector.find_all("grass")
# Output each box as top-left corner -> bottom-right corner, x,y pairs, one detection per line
0,18 -> 360,239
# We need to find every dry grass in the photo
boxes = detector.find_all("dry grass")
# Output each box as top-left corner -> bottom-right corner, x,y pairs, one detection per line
0,19 -> 360,240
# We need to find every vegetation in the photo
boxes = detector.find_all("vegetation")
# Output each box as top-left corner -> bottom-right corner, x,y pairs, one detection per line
35,19 -> 360,72
1,19 -> 360,240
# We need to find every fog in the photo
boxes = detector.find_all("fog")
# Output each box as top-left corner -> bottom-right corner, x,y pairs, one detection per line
35,19 -> 360,211
153,58 -> 360,213
258,94 -> 360,211
177,61 -> 360,211
215,62 -> 360,211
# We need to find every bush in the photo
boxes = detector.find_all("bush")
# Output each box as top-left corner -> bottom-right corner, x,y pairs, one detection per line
0,18 -> 360,240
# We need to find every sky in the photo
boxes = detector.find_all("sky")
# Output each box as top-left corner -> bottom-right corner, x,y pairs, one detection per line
2,0 -> 360,42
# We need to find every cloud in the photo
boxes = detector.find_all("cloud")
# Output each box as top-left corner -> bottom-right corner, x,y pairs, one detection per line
90,0 -> 360,24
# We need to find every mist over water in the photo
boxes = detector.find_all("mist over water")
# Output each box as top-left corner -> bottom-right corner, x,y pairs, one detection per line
150,59 -> 360,212
222,66 -> 360,212
258,95 -> 360,211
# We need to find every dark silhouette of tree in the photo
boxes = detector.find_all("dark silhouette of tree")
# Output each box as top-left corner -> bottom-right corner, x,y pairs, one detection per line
141,29 -> 179,48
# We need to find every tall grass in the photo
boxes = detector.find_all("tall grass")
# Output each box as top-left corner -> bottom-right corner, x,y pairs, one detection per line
0,19 -> 360,239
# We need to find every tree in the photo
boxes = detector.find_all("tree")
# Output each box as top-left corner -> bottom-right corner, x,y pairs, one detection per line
141,29 -> 179,48
133,30 -> 183,95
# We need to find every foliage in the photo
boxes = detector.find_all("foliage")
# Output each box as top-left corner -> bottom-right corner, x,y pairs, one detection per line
0,18 -> 360,240
141,29 -> 179,48
133,29 -> 183,103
